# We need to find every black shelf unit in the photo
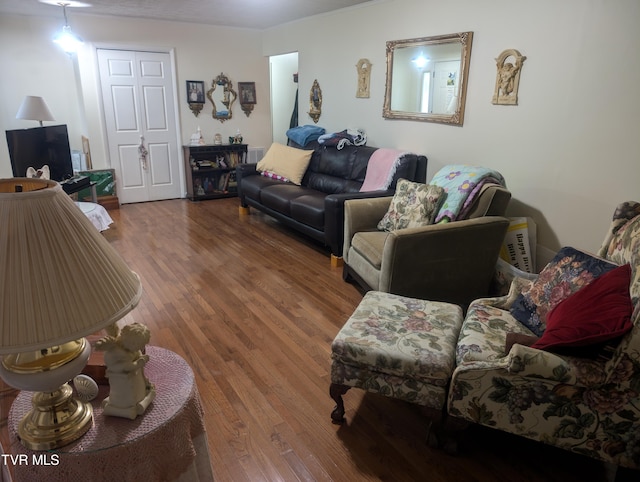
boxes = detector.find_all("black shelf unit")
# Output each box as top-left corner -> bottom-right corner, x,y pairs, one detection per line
183,144 -> 247,201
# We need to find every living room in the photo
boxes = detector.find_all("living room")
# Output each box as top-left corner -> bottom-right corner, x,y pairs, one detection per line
0,0 -> 639,480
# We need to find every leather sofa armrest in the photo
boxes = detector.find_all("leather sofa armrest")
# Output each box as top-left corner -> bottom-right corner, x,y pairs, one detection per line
236,164 -> 259,206
325,191 -> 393,257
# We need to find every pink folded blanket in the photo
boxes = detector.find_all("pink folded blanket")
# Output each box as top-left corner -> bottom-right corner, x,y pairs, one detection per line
360,148 -> 408,192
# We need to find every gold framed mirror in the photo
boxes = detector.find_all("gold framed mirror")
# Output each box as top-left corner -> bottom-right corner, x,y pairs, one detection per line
383,32 -> 473,126
207,73 -> 237,122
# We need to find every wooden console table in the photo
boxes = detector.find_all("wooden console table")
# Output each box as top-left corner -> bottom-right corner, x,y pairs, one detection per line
7,347 -> 213,482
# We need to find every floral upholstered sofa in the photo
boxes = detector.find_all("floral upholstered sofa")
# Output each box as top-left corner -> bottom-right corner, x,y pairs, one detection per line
448,201 -> 640,470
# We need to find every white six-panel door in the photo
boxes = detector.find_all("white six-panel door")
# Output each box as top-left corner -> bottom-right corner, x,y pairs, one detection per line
98,49 -> 182,204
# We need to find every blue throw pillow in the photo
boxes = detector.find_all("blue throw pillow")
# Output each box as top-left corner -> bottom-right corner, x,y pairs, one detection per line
509,247 -> 617,336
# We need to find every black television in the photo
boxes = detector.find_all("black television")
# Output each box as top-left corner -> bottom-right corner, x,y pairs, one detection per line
6,125 -> 74,182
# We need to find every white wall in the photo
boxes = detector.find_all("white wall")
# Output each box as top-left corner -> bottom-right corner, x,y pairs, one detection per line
0,13 -> 272,179
263,0 -> 640,258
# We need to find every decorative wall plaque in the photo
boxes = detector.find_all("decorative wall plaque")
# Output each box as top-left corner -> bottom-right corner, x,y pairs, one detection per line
492,49 -> 526,105
356,58 -> 372,98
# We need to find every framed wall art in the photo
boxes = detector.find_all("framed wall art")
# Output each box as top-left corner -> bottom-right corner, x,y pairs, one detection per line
238,82 -> 256,116
186,80 -> 205,116
238,82 -> 256,104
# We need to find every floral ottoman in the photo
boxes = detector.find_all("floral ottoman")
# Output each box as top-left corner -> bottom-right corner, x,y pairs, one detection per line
330,291 -> 463,424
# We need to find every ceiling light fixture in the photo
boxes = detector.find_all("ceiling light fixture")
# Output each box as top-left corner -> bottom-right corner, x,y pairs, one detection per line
52,2 -> 84,54
412,54 -> 430,69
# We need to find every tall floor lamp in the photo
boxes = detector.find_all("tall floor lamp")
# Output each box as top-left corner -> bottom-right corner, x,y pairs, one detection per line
0,178 -> 142,450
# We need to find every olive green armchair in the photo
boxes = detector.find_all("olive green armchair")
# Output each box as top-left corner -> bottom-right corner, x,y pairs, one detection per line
342,184 -> 511,308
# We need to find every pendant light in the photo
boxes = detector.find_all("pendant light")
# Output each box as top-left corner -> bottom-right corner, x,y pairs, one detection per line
53,2 -> 84,54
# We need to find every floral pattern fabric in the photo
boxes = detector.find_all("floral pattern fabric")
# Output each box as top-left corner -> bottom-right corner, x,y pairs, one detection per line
509,247 -> 617,336
331,291 -> 463,409
456,298 -> 536,364
448,203 -> 640,470
377,179 -> 444,232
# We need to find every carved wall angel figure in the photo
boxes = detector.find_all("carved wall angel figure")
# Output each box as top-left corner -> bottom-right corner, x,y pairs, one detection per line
492,49 -> 526,105
356,58 -> 372,98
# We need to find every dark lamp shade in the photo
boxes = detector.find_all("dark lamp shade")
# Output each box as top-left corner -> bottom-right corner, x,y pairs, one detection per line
0,178 -> 142,354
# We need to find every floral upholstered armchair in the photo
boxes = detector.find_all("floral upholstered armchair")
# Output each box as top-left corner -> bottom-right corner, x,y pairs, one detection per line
447,201 -> 640,470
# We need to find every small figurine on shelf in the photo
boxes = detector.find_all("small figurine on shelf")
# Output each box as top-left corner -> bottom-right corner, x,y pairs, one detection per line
95,323 -> 156,420
190,126 -> 204,146
214,133 -> 223,145
195,178 -> 205,196
234,129 -> 243,144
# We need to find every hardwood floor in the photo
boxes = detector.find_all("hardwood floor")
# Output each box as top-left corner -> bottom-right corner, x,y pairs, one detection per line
0,198 -> 631,481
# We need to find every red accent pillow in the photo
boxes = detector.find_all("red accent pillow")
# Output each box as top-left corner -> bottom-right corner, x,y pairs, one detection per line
531,264 -> 633,351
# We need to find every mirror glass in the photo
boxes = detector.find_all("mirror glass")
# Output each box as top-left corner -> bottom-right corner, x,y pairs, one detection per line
383,32 -> 473,126
207,73 -> 237,122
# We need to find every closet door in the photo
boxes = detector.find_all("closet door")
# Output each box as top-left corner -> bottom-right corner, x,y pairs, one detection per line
98,49 -> 182,203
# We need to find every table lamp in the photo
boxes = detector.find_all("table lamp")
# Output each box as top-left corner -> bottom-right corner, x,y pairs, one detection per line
0,178 -> 142,450
15,96 -> 56,127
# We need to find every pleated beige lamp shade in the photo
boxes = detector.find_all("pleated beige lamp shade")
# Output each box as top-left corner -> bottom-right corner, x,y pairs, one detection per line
0,178 -> 142,354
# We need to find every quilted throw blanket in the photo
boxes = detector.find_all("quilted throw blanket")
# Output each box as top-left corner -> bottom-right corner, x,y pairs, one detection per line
431,165 -> 506,222
359,148 -> 408,192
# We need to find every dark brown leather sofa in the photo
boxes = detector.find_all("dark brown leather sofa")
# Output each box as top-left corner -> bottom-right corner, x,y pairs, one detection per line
236,142 -> 427,265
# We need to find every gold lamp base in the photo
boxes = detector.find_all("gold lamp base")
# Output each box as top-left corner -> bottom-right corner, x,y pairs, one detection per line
18,383 -> 93,450
0,339 -> 95,450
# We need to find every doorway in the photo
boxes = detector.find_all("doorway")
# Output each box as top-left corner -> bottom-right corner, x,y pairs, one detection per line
97,49 -> 182,204
269,52 -> 299,144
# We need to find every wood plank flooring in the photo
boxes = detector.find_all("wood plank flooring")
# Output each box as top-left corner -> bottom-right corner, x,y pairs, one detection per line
1,198 -> 631,481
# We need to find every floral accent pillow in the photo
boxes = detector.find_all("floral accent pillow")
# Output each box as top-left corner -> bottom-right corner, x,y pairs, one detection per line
377,179 -> 444,232
510,247 -> 617,336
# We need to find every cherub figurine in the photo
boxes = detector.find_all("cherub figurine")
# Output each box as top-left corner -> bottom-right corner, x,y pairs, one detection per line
95,323 -> 156,419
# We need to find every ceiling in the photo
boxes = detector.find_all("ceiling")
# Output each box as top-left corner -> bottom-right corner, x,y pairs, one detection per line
0,0 -> 377,30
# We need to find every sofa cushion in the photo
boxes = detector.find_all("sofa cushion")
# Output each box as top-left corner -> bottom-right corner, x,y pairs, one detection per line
456,299 -> 536,363
260,184 -> 316,216
377,179 -> 444,232
257,142 -> 313,185
303,146 -> 382,194
510,247 -> 617,336
241,175 -> 283,203
531,264 -> 633,352
350,231 -> 389,269
290,192 -> 326,230
304,173 -> 351,194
